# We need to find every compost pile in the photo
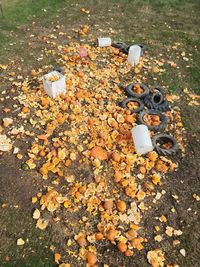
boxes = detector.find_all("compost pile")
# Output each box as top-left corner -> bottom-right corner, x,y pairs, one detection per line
1,39 -> 188,267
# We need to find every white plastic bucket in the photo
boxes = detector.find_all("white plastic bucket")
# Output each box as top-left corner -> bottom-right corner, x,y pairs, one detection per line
131,125 -> 153,154
43,71 -> 66,99
98,37 -> 112,47
127,45 -> 141,66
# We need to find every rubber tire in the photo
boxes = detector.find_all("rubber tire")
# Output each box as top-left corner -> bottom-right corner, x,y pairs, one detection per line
53,67 -> 64,74
125,83 -> 150,99
144,95 -> 170,112
119,98 -> 144,113
112,42 -> 129,54
112,43 -> 146,55
150,85 -> 166,95
152,133 -> 179,156
150,93 -> 164,105
138,109 -> 168,131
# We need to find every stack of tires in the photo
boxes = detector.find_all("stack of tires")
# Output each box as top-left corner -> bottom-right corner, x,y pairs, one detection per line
119,82 -> 179,155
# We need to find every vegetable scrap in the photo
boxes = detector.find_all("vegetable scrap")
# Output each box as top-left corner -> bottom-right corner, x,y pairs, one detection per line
17,238 -> 25,246
46,74 -> 60,82
0,134 -> 12,152
147,249 -> 165,267
1,29 -> 191,266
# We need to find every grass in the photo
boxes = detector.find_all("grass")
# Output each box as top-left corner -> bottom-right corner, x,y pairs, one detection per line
179,223 -> 200,267
0,0 -> 66,26
1,0 -> 199,93
0,209 -> 55,267
0,0 -> 69,60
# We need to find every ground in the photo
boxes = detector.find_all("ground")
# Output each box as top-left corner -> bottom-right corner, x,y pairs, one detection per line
0,0 -> 200,267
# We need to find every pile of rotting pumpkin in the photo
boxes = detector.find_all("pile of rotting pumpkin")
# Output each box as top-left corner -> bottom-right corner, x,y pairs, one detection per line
3,40 -> 187,267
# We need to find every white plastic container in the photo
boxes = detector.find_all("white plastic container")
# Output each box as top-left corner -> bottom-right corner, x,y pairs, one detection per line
98,37 -> 112,47
43,70 -> 66,99
127,45 -> 141,66
131,125 -> 153,154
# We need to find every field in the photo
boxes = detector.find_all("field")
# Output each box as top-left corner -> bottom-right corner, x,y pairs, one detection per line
0,1 -> 200,266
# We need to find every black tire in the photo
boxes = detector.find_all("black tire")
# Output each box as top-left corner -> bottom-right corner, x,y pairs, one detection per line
152,133 -> 179,156
138,110 -> 168,131
53,67 -> 64,74
150,86 -> 166,97
119,98 -> 144,113
112,42 -> 129,54
150,93 -> 164,105
144,95 -> 170,112
112,43 -> 146,55
125,83 -> 150,99
158,100 -> 170,112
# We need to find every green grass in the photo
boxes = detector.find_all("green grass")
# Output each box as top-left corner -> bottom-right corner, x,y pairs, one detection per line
0,0 -> 66,26
0,0 -> 67,52
0,209 -> 55,267
0,0 -> 199,94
